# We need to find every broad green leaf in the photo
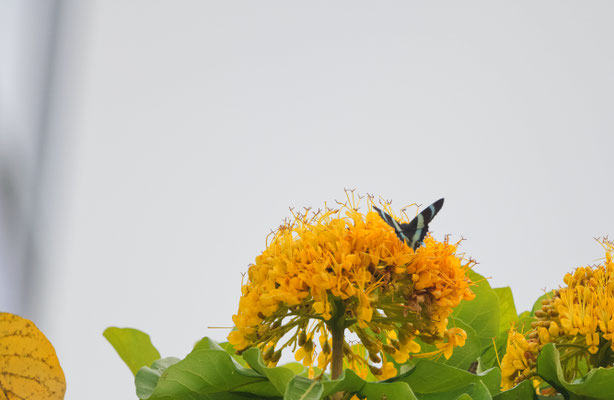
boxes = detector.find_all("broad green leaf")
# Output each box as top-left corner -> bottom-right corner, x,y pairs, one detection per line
458,381 -> 492,400
408,271 -> 501,373
459,381 -> 493,400
479,333 -> 507,372
196,336 -> 234,351
145,337 -> 281,400
243,348 -> 298,395
494,287 -> 518,333
537,343 -> 614,400
219,341 -> 248,366
283,376 -> 323,400
492,380 -> 536,400
451,271 -> 501,372
280,362 -> 307,375
196,337 -> 254,371
359,381 -> 418,400
103,327 -> 161,375
135,357 -> 181,399
419,381 -> 493,400
323,366 -> 419,399
394,359 -> 501,396
321,369 -> 366,397
453,271 -> 500,349
444,318 -> 482,370
477,282 -> 513,370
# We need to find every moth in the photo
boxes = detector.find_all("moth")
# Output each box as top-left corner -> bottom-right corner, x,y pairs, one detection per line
372,198 -> 444,250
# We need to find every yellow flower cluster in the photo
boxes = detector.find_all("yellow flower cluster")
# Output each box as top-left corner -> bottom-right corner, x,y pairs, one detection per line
500,330 -> 539,390
229,195 -> 475,380
501,239 -> 614,390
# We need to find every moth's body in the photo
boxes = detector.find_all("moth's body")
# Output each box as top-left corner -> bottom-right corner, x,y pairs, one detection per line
373,198 -> 444,250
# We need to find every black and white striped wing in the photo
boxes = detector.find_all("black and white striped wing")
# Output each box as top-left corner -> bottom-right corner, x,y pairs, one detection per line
401,198 -> 444,249
373,198 -> 444,250
372,205 -> 411,243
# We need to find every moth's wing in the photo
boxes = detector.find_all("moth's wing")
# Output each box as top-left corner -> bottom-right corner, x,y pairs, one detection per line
401,225 -> 429,251
402,198 -> 445,250
405,198 -> 444,230
372,206 -> 411,243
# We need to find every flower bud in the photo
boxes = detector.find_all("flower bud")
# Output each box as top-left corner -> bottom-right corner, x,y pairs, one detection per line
398,330 -> 409,345
368,352 -> 381,363
271,350 -> 282,363
298,331 -> 307,346
322,340 -> 331,354
368,365 -> 382,376
382,344 -> 396,354
263,346 -> 275,361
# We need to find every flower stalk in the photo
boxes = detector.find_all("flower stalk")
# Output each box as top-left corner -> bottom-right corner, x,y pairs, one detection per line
330,300 -> 346,381
329,300 -> 346,400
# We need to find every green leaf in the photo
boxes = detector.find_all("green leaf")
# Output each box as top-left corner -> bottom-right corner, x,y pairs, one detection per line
283,376 -> 323,400
359,381 -> 418,400
418,381 -> 493,400
458,381 -> 493,400
479,333 -> 507,373
494,287 -> 518,333
321,369 -> 366,397
103,327 -> 161,375
394,359 -> 501,396
144,337 -> 281,400
242,348 -> 298,395
537,343 -> 614,400
479,285 -> 518,372
453,271 -> 500,348
280,362 -> 307,376
492,380 -> 536,400
452,271 -> 501,371
219,341 -> 248,366
444,318 -> 482,370
135,357 -> 180,399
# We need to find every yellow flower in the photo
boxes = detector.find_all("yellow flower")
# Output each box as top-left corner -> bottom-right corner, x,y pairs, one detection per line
501,239 -> 614,392
377,361 -> 398,380
500,329 -> 539,390
435,327 -> 467,359
229,192 -> 474,380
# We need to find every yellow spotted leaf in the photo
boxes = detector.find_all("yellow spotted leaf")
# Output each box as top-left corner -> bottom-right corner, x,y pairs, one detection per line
0,313 -> 65,399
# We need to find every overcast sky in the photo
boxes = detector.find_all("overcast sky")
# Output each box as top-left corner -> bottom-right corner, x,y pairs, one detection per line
9,2 -> 614,399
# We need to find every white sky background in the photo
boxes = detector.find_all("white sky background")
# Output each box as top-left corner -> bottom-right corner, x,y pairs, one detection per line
28,1 -> 614,399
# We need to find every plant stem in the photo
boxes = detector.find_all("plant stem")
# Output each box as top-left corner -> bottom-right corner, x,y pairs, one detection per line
329,301 -> 346,400
331,319 -> 345,380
